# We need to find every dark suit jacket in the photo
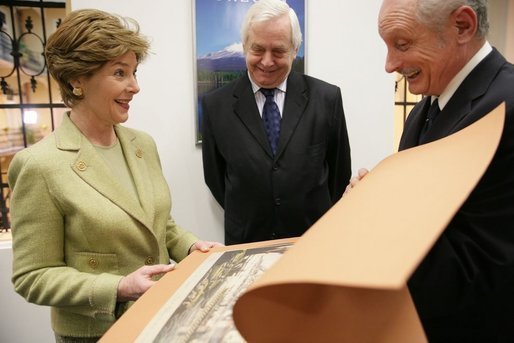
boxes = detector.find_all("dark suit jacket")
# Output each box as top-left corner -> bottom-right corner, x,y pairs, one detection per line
400,48 -> 514,342
202,72 -> 351,244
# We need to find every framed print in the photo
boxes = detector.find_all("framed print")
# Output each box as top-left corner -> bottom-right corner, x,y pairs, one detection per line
193,0 -> 306,143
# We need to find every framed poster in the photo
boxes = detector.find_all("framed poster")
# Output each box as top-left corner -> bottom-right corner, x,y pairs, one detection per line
193,0 -> 306,143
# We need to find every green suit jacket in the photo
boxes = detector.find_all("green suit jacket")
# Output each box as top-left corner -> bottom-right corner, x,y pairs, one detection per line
8,113 -> 197,337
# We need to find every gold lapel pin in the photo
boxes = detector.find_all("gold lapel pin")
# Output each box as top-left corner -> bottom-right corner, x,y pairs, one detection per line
136,148 -> 143,158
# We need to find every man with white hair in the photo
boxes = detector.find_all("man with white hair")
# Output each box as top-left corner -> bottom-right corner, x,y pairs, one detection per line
202,0 -> 351,245
375,0 -> 514,340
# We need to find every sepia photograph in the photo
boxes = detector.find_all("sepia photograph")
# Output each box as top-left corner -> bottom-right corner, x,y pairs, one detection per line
136,242 -> 292,342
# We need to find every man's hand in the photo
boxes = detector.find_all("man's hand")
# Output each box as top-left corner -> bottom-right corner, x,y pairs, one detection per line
189,240 -> 224,254
344,168 -> 369,195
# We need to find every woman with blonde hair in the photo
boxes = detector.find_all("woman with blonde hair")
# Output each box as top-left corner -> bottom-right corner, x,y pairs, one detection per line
8,9 -> 221,342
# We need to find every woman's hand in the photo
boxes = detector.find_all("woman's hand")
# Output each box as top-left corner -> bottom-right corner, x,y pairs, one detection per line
189,240 -> 224,254
344,168 -> 369,195
117,264 -> 175,302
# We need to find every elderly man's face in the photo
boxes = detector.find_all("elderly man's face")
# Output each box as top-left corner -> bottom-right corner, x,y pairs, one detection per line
378,0 -> 461,96
244,15 -> 297,89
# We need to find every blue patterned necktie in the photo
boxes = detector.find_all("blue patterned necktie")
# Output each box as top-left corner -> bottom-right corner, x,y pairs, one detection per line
260,88 -> 281,155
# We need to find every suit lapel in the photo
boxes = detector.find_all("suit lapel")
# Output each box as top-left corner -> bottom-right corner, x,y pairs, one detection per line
55,115 -> 153,231
233,74 -> 273,157
275,72 -> 308,158
115,125 -> 156,230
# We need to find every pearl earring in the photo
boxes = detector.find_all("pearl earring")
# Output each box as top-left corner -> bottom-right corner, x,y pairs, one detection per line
72,87 -> 83,97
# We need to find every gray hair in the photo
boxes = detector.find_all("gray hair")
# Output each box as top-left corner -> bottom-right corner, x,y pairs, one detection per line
416,0 -> 489,38
240,0 -> 302,51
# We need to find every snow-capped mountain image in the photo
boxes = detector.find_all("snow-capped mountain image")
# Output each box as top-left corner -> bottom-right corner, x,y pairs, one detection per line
197,42 -> 246,72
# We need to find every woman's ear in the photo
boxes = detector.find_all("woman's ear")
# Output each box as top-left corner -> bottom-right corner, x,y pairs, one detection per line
69,79 -> 81,89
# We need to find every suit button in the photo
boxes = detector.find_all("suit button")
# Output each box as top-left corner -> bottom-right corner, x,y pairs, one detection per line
275,198 -> 281,206
88,258 -> 98,269
272,164 -> 279,171
145,257 -> 155,265
76,161 -> 87,171
271,232 -> 276,239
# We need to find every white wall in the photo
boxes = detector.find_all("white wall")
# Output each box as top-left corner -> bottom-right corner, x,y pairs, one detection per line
505,0 -> 514,62
2,1 -> 393,341
306,1 -> 394,168
0,244 -> 54,343
488,0 -> 508,56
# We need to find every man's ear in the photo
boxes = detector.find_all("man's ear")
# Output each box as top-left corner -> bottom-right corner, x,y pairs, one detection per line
453,5 -> 478,43
292,47 -> 298,60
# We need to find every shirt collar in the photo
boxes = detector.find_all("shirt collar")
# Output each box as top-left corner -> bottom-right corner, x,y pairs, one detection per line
437,41 -> 492,110
248,71 -> 288,94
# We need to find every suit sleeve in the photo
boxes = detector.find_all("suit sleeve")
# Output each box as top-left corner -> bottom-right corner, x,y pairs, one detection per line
327,87 -> 352,202
201,95 -> 227,208
408,216 -> 514,320
165,214 -> 198,262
